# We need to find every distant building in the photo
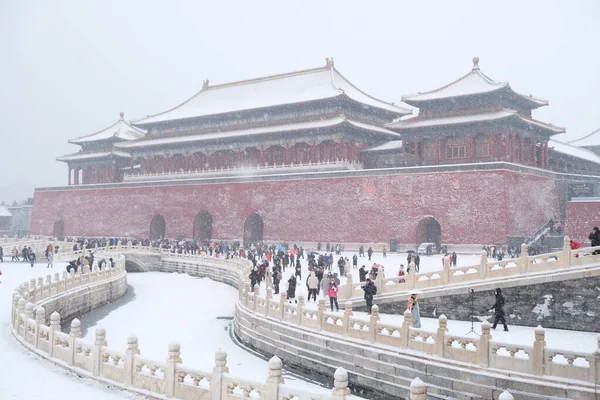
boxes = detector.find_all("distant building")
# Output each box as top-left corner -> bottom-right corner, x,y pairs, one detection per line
32,58 -> 600,246
0,205 -> 12,232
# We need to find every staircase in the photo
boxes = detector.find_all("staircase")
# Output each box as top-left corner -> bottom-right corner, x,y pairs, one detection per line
523,219 -> 564,254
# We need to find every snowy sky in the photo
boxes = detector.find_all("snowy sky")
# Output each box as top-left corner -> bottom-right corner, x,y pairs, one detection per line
1,0 -> 599,202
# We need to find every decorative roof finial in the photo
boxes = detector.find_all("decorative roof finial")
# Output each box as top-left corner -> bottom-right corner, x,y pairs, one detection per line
119,112 -> 125,120
202,79 -> 210,90
325,57 -> 335,68
472,57 -> 480,70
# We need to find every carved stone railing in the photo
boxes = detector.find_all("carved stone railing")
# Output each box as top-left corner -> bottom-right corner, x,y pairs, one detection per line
10,249 -> 357,400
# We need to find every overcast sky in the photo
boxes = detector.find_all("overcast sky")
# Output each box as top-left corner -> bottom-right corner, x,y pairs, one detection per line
1,0 -> 599,203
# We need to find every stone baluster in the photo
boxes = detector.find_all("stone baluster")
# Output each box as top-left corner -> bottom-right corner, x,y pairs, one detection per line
479,250 -> 488,279
252,285 -> 260,312
124,335 -> 140,386
498,390 -> 514,400
263,356 -> 283,399
478,321 -> 491,367
562,235 -> 571,268
407,263 -> 416,289
12,294 -> 21,328
342,302 -> 353,336
25,302 -> 34,321
401,309 -> 413,349
296,295 -> 305,326
531,325 -> 546,375
212,349 -> 229,400
368,305 -> 380,343
165,342 -> 182,398
37,276 -> 44,295
93,327 -> 107,377
436,315 -> 447,357
34,306 -> 45,349
265,287 -> 273,317
279,294 -> 286,320
317,298 -> 326,331
48,311 -> 60,357
519,243 -> 529,274
45,274 -> 52,288
441,258 -> 450,285
69,318 -> 81,366
409,377 -> 427,400
331,367 -> 351,400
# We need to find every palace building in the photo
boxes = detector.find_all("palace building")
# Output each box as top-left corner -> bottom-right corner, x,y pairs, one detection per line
32,58 -> 600,247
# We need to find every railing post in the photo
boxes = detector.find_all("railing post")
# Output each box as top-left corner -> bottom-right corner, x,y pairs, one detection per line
479,250 -> 488,279
265,287 -> 273,317
48,311 -> 60,357
165,342 -> 182,398
296,295 -> 305,326
594,336 -> 600,385
441,259 -> 450,285
478,321 -> 491,367
124,335 -> 139,386
12,294 -> 21,328
93,327 -> 107,377
498,390 -> 514,400
344,273 -> 353,299
401,309 -> 413,349
342,302 -> 353,336
531,325 -> 546,375
375,269 -> 384,293
436,315 -> 447,357
562,236 -> 571,268
279,294 -> 286,320
520,243 -> 529,274
368,305 -> 380,343
34,306 -> 45,348
331,367 -> 351,400
211,349 -> 228,400
69,318 -> 81,366
317,298 -> 326,331
409,377 -> 427,400
264,356 -> 283,399
407,263 -> 416,290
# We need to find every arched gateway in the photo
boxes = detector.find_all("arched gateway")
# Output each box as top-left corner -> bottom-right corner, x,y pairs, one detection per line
150,215 -> 166,239
243,213 -> 263,247
193,211 -> 213,243
53,220 -> 64,240
416,216 -> 441,250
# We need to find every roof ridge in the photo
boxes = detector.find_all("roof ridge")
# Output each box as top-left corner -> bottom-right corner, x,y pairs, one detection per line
549,139 -> 600,163
568,127 -> 600,144
132,65 -> 331,124
69,116 -> 146,144
517,114 -> 565,133
69,119 -> 121,143
333,67 -> 413,114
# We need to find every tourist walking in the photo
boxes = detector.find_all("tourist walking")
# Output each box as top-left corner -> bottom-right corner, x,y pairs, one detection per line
352,254 -> 358,269
361,277 -> 377,314
407,292 -> 421,328
367,247 -> 373,261
0,246 -> 3,263
47,248 -> 54,268
589,227 -> 600,254
286,274 -> 297,303
490,288 -> 509,331
398,264 -> 405,283
327,278 -> 339,312
306,271 -> 319,302
28,250 -> 36,268
382,245 -> 387,258
359,265 -> 367,282
337,256 -> 345,277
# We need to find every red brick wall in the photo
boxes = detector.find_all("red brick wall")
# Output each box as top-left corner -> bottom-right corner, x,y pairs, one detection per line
31,170 -> 559,245
566,200 -> 600,244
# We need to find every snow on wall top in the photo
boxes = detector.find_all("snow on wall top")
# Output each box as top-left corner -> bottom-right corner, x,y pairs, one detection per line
69,113 -> 147,145
56,150 -> 132,162
0,205 -> 12,217
568,127 -> 600,148
387,108 -> 565,134
402,57 -> 548,107
549,139 -> 600,165
362,140 -> 403,152
133,60 -> 412,125
116,116 -> 401,149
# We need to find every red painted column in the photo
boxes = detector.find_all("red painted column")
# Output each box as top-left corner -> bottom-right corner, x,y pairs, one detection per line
520,137 -> 524,163
546,142 -> 550,169
467,136 -> 473,162
259,149 -> 265,165
533,142 -> 538,167
285,146 -> 290,165
504,134 -> 510,161
339,140 -> 344,161
74,168 -> 79,185
434,138 -> 439,165
489,133 -> 495,161
68,167 -> 71,185
413,140 -> 418,156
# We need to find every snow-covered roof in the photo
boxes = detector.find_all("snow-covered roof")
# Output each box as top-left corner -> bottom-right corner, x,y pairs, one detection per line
0,205 -> 12,217
56,150 -> 131,162
387,108 -> 565,134
568,127 -> 600,148
362,140 -> 403,152
117,116 -> 401,150
402,57 -> 548,107
549,139 -> 600,165
69,113 -> 147,145
134,59 -> 412,125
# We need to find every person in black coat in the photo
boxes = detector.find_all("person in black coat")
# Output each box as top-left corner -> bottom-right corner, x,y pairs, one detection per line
361,278 -> 377,314
589,227 -> 600,254
359,265 -> 367,282
367,247 -> 373,261
272,268 -> 280,294
490,288 -> 508,331
249,268 -> 259,291
287,274 -> 297,303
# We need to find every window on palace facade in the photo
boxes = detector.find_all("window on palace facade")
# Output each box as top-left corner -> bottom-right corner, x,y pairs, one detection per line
422,140 -> 435,161
474,136 -> 490,158
445,137 -> 467,159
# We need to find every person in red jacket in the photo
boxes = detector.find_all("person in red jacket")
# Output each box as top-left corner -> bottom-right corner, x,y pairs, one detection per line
327,278 -> 339,312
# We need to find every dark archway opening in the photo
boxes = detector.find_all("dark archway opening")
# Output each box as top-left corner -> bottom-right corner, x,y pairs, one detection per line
193,211 -> 213,243
243,213 -> 263,248
416,216 -> 441,250
150,215 -> 166,240
53,220 -> 64,240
